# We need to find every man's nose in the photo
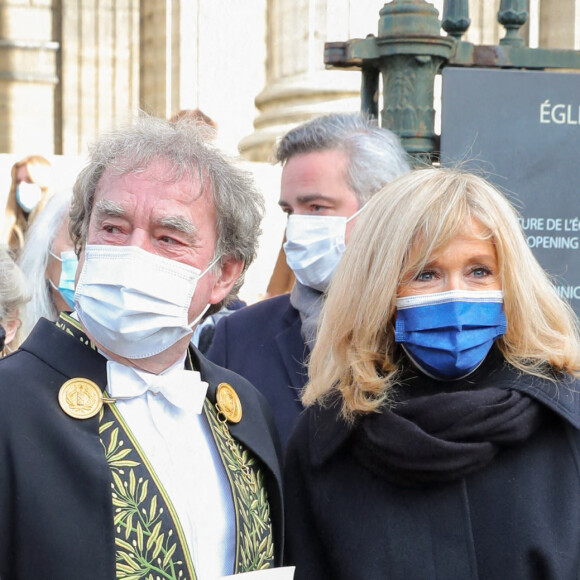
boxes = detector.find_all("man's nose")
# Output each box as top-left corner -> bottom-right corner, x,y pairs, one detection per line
126,228 -> 154,252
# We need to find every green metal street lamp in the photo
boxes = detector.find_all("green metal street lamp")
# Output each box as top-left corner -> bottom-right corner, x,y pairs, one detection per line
324,0 -> 580,162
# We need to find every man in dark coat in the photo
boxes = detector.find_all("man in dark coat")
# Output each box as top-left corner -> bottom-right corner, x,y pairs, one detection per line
0,115 -> 284,579
207,113 -> 410,448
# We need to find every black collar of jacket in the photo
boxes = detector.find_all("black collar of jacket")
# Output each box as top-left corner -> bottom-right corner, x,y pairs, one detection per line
308,347 -> 580,468
20,317 -> 108,385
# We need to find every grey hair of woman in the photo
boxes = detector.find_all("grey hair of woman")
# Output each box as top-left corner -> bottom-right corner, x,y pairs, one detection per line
275,112 -> 411,204
0,245 -> 30,348
69,113 -> 265,309
18,189 -> 73,341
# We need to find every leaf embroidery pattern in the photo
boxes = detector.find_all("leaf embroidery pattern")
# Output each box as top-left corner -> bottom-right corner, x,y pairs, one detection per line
56,313 -> 98,350
205,401 -> 275,572
99,410 -> 194,580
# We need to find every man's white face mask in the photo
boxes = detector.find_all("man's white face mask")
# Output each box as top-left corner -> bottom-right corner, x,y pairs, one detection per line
283,207 -> 363,292
75,245 -> 218,359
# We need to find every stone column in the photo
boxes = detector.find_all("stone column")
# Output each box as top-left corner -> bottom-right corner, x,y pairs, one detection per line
538,0 -> 579,49
239,0 -> 386,162
57,0 -> 139,155
0,0 -> 58,154
464,0 -> 502,45
140,0 -> 170,118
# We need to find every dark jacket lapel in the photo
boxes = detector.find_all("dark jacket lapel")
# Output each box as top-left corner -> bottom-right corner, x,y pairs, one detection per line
19,317 -> 108,388
274,302 -> 309,389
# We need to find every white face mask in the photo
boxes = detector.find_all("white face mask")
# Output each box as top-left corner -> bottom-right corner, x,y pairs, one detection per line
16,182 -> 43,213
283,207 -> 363,292
75,245 -> 219,359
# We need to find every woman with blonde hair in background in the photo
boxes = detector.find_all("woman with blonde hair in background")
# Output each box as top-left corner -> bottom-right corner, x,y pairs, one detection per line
1,155 -> 53,253
284,167 -> 580,579
0,246 -> 30,355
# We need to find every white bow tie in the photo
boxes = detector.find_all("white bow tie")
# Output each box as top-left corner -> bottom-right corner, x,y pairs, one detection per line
106,360 -> 208,413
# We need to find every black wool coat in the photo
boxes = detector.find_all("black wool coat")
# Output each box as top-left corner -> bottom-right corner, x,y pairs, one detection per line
284,354 -> 580,580
207,293 -> 307,450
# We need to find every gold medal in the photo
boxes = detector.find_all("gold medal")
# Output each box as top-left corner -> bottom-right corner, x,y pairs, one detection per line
216,382 -> 242,423
58,378 -> 108,420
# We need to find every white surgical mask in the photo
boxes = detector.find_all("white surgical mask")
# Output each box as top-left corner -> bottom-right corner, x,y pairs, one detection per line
283,207 -> 363,292
16,182 -> 43,213
75,245 -> 219,359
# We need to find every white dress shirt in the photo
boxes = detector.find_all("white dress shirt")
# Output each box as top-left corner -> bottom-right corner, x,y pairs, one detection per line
106,356 -> 236,579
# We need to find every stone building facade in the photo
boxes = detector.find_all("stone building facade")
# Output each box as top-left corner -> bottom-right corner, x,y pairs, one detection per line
0,0 -> 577,158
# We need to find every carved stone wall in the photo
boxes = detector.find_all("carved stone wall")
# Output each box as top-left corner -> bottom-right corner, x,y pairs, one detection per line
0,0 -> 57,154
57,0 -> 139,155
139,0 -> 268,155
465,0 -> 502,45
0,1 -> 578,162
538,0 -> 579,48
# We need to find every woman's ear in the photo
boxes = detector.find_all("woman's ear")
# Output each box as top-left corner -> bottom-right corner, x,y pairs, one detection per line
3,317 -> 20,346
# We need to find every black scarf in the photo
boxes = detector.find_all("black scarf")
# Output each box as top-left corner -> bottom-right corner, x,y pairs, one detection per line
350,364 -> 547,486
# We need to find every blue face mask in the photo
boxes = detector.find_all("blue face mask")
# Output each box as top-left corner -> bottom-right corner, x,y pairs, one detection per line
395,290 -> 507,381
49,250 -> 78,309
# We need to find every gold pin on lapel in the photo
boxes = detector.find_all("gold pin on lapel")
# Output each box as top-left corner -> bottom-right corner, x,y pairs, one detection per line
216,382 -> 242,423
58,378 -> 113,420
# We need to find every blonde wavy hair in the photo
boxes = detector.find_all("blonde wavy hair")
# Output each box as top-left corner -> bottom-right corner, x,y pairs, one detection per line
2,155 -> 53,253
303,168 -> 580,421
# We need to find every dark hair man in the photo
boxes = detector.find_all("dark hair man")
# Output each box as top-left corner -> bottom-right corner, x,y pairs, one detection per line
207,113 -> 410,448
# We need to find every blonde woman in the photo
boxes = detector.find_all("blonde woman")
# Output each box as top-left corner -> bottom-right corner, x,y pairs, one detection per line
284,168 -> 580,579
1,155 -> 53,253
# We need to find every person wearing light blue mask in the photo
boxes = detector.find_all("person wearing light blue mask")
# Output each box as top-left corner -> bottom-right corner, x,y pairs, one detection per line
1,155 -> 53,253
48,249 -> 78,310
284,168 -> 580,580
283,205 -> 366,293
17,189 -> 77,343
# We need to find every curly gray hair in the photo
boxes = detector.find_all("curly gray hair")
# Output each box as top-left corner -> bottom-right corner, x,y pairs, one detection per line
0,246 -> 29,330
275,113 -> 410,204
69,114 -> 265,309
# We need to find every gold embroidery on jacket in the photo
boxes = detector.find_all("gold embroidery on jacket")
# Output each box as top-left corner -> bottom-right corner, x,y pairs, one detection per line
56,313 -> 98,350
99,406 -> 196,580
205,399 -> 275,571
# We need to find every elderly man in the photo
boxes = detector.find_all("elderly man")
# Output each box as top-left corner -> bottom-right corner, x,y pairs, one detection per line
0,116 -> 283,579
207,113 -> 410,448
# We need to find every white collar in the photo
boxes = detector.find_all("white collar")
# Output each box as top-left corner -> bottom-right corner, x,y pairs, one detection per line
106,358 -> 208,414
